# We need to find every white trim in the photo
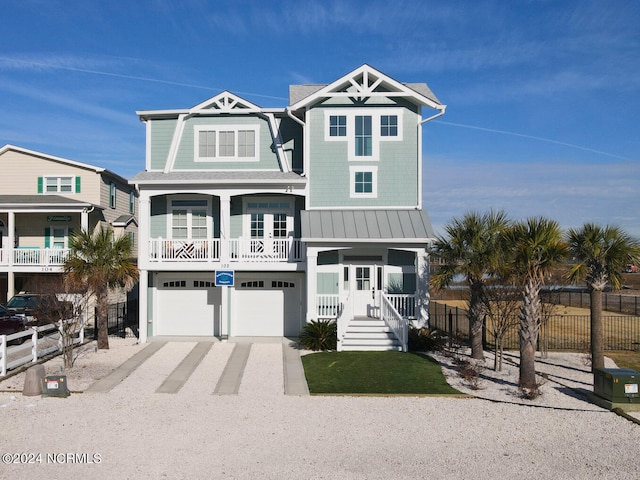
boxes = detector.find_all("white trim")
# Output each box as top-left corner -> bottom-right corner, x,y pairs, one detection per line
349,166 -> 378,198
42,175 -> 76,194
0,144 -> 105,173
323,108 -> 403,162
194,125 -> 260,163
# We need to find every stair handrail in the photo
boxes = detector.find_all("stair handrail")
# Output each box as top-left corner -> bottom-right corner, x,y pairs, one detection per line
379,292 -> 408,352
336,294 -> 353,352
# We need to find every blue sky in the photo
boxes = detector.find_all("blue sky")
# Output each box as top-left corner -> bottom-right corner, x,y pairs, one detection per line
1,0 -> 638,237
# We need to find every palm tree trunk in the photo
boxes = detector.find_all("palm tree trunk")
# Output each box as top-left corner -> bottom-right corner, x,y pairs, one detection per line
96,288 -> 110,350
519,278 -> 541,389
590,288 -> 604,371
469,281 -> 485,360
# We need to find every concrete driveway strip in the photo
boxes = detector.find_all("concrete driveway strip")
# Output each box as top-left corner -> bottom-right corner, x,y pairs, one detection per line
156,342 -> 213,394
85,341 -> 166,393
213,343 -> 251,395
283,344 -> 309,396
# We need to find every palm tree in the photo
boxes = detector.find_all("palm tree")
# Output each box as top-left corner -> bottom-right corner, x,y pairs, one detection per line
64,226 -> 138,349
431,210 -> 511,360
505,217 -> 567,389
566,224 -> 640,371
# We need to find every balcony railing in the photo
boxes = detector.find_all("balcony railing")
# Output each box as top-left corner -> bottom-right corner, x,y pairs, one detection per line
230,237 -> 304,263
147,238 -> 304,263
148,239 -> 220,262
0,248 -> 70,267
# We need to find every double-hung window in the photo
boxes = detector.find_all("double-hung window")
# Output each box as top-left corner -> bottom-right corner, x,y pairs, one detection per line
195,125 -> 259,161
109,182 -> 117,208
39,176 -> 79,194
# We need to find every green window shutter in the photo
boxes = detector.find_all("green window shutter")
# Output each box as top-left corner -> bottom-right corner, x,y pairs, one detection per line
75,176 -> 81,193
37,177 -> 43,194
67,228 -> 74,248
44,227 -> 51,248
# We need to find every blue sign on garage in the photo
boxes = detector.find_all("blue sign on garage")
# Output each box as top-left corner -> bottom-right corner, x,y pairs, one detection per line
215,270 -> 234,286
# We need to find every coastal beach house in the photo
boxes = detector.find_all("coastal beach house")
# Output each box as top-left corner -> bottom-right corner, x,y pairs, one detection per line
131,64 -> 445,350
0,145 -> 138,304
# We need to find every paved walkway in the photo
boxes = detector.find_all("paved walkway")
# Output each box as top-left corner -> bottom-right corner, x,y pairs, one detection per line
86,338 -> 309,396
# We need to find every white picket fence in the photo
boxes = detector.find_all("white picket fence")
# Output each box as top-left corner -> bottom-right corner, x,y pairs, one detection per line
0,323 -> 85,377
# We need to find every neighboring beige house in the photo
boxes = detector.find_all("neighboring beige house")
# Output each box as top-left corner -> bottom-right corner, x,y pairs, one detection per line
0,145 -> 137,303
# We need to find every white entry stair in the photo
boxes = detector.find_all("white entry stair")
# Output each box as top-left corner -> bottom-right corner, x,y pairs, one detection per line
339,316 -> 403,351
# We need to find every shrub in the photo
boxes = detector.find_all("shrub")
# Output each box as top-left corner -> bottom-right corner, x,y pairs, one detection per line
299,319 -> 337,351
408,326 -> 448,352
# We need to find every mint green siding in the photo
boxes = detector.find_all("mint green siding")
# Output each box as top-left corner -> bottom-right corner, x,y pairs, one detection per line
308,107 -> 420,208
317,272 -> 339,295
149,119 -> 178,170
150,196 -> 168,238
172,116 -> 280,170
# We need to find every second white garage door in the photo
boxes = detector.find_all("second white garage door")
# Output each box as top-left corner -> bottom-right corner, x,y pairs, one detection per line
233,278 -> 302,337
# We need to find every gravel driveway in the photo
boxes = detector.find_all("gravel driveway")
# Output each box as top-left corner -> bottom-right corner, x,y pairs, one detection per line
0,339 -> 638,479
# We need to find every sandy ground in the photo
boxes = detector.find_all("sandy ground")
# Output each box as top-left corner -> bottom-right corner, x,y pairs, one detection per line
0,338 -> 638,480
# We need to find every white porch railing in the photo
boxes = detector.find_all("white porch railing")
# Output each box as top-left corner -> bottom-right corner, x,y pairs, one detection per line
0,248 -> 71,266
149,239 -> 220,262
336,294 -> 353,352
230,237 -> 304,262
385,294 -> 417,319
316,294 -> 341,320
0,323 -> 85,376
380,292 -> 408,352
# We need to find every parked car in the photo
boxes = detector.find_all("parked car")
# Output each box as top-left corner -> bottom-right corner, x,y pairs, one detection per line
0,304 -> 27,337
5,293 -> 72,326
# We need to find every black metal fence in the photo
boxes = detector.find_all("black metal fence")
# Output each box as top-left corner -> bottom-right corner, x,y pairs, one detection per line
92,299 -> 139,339
541,290 -> 640,316
429,301 -> 640,352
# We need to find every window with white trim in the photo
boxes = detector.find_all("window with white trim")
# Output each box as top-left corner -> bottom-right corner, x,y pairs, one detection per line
170,199 -> 211,239
329,115 -> 346,137
109,182 -> 117,208
41,176 -> 78,194
380,115 -> 398,136
349,166 -> 378,198
355,116 -> 372,157
129,191 -> 135,214
195,125 -> 259,161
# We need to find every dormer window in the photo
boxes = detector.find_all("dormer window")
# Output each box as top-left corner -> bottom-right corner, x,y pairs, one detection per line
195,125 -> 259,162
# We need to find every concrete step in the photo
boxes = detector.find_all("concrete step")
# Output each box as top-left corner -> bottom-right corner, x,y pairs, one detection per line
344,331 -> 396,340
341,337 -> 401,346
340,344 -> 403,352
346,325 -> 392,334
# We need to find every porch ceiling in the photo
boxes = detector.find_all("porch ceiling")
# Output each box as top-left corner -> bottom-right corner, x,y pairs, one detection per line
301,209 -> 435,243
129,171 -> 306,186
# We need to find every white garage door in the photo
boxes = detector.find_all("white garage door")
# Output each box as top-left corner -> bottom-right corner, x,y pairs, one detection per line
234,278 -> 301,337
156,278 -> 219,336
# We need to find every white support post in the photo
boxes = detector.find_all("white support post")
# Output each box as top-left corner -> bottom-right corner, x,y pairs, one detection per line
306,248 -> 318,323
219,194 -> 231,264
416,248 -> 430,328
138,270 -> 148,343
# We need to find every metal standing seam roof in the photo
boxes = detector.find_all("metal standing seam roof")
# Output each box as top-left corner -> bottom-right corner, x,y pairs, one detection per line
301,210 -> 435,242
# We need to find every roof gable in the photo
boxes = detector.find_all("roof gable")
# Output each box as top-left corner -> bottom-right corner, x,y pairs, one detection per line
190,91 -> 262,114
288,64 -> 444,111
0,144 -> 106,173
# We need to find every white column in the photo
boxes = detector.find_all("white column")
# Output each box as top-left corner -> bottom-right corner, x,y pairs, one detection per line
306,247 -> 318,323
219,194 -> 231,264
7,271 -> 15,300
138,194 -> 151,270
138,270 -> 148,343
7,211 -> 15,265
81,208 -> 89,232
416,248 -> 430,328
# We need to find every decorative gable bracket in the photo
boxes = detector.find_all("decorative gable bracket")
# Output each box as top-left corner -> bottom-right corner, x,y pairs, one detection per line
190,91 -> 262,114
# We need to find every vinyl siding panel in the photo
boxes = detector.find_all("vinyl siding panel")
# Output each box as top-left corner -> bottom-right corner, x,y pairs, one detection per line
171,116 -> 280,171
307,107 -> 420,208
149,119 -> 178,170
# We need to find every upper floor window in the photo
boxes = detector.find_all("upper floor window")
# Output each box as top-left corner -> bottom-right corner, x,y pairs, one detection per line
195,125 -> 259,162
38,176 -> 80,194
110,182 -> 117,209
329,115 -> 347,137
129,191 -> 135,214
350,166 -> 378,198
380,115 -> 398,137
355,116 -> 372,157
170,199 -> 210,239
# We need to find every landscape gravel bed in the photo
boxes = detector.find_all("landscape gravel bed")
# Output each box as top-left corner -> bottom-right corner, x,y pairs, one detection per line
0,339 -> 637,479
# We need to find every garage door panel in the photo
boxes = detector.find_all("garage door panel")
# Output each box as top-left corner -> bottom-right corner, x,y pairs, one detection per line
156,279 -> 219,336
235,289 -> 284,336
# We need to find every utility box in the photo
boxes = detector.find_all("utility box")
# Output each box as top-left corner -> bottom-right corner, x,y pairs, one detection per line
593,368 -> 640,404
41,375 -> 70,398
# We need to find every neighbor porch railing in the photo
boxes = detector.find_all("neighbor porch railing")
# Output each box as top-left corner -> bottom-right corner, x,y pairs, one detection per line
0,248 -> 71,266
380,292 -> 408,352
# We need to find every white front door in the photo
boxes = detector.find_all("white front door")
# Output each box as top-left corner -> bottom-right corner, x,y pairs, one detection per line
350,265 -> 382,317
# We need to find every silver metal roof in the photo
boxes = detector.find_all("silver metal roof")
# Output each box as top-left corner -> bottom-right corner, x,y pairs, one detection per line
301,209 -> 435,242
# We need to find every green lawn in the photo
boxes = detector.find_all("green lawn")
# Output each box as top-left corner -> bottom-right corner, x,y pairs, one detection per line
607,351 -> 640,371
301,351 -> 464,395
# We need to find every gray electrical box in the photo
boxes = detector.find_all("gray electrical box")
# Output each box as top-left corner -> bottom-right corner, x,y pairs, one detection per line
41,375 -> 70,398
593,368 -> 640,404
